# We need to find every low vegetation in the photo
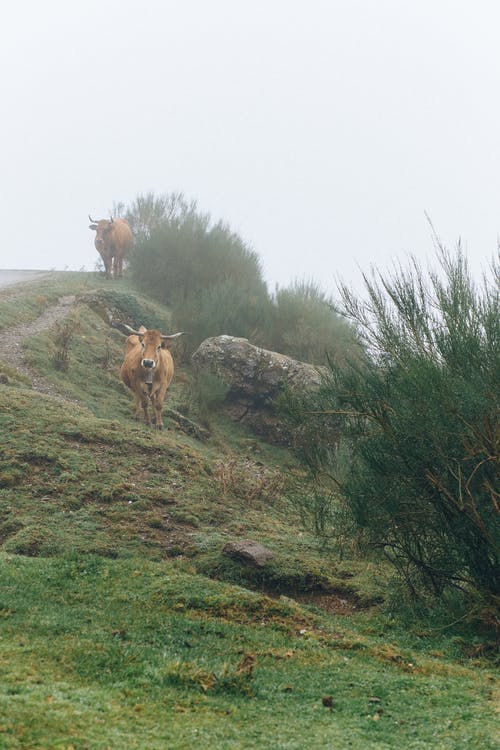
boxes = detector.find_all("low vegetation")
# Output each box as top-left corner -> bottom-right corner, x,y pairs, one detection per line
0,271 -> 497,748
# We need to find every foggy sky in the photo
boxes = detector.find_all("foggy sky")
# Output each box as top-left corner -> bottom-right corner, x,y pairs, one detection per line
2,0 -> 499,297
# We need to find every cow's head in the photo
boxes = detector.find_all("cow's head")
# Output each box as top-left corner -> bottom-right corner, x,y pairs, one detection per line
125,326 -> 185,370
88,215 -> 115,253
139,329 -> 164,370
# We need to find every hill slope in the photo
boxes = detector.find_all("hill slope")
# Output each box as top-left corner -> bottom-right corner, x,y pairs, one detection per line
0,273 -> 497,749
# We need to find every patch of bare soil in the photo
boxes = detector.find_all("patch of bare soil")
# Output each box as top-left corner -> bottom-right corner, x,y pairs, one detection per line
0,295 -> 77,401
295,589 -> 384,615
295,591 -> 360,615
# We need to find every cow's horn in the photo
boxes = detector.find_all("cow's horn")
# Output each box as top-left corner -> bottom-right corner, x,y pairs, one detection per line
109,216 -> 114,224
124,324 -> 141,335
161,332 -> 186,341
88,214 -> 98,223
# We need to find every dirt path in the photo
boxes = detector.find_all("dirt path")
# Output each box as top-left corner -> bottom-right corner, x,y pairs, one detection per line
1,295 -> 78,399
0,270 -> 52,290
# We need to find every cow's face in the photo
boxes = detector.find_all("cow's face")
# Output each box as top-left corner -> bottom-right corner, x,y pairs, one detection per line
139,330 -> 165,369
89,219 -> 114,254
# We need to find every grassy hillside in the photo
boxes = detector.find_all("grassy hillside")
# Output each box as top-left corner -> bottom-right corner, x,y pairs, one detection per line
0,273 -> 497,749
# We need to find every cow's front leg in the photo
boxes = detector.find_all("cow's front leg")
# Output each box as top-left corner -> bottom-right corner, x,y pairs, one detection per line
141,395 -> 152,425
149,392 -> 163,430
135,392 -> 151,425
102,254 -> 112,279
153,406 -> 163,430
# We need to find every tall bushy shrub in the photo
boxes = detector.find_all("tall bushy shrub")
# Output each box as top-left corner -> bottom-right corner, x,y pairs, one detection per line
307,249 -> 499,604
124,192 -> 201,243
127,193 -> 268,346
269,281 -> 360,365
124,192 -> 358,362
173,279 -> 273,352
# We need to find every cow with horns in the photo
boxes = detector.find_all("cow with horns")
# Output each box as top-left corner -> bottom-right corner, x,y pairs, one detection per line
88,215 -> 133,278
120,325 -> 185,429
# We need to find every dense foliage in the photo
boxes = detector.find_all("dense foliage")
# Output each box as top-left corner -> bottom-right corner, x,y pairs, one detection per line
128,196 -> 264,308
126,194 -> 269,350
124,192 -> 359,362
298,249 -> 499,606
269,280 -> 360,365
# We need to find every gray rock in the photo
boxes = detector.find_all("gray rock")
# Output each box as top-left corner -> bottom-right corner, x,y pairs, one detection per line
192,336 -> 323,403
223,539 -> 275,567
192,336 -> 325,444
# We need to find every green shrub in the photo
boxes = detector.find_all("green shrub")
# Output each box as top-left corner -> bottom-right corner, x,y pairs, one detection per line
123,193 -> 360,366
268,280 -> 360,365
173,278 -> 273,352
124,192 -> 275,353
301,248 -> 500,604
124,191 -> 194,242
128,198 -> 265,312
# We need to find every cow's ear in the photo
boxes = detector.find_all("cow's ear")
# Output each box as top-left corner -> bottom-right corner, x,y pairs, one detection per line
89,224 -> 98,231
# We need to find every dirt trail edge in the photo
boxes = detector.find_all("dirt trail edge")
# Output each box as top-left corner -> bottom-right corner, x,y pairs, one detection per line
1,295 -> 78,400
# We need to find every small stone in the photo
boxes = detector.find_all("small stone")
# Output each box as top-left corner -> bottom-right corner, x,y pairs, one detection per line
222,539 -> 274,567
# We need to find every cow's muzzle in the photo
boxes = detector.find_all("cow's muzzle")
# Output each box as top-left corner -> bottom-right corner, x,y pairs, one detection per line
142,359 -> 155,369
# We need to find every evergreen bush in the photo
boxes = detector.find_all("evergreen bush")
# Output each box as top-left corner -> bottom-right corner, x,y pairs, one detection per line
270,280 -> 360,365
303,248 -> 499,604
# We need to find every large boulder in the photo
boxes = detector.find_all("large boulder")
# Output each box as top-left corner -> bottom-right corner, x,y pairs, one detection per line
192,336 -> 324,443
192,336 -> 323,401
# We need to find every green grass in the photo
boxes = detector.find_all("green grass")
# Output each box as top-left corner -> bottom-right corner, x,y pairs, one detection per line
0,274 -> 497,749
0,554 -> 497,750
0,272 -> 102,329
0,271 -> 172,338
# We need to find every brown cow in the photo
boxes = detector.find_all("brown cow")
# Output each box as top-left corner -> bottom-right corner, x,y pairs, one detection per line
120,325 -> 185,429
88,215 -> 133,278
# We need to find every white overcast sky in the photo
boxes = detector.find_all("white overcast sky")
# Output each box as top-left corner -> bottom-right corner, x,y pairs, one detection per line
1,0 -> 499,295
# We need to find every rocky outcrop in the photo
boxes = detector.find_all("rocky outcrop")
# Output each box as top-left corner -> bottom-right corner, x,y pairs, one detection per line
192,336 -> 322,402
192,336 -> 324,443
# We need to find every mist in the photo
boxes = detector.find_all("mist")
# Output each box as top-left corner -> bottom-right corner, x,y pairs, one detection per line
1,0 -> 499,295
